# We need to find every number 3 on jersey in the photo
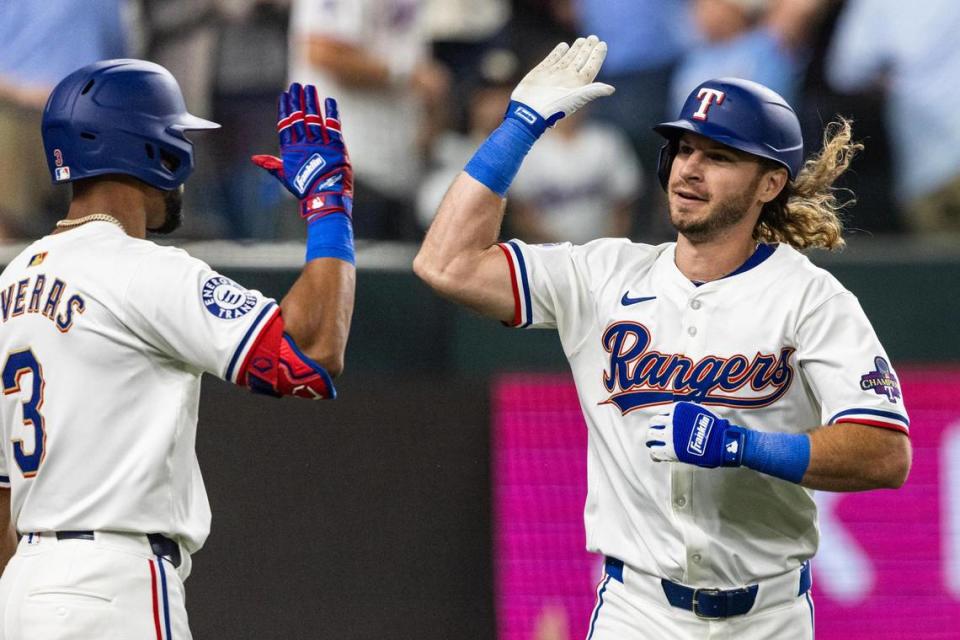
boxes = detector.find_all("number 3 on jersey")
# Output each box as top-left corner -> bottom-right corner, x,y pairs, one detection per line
2,349 -> 46,477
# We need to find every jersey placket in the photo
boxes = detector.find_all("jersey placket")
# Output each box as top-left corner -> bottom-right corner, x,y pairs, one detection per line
670,288 -> 714,583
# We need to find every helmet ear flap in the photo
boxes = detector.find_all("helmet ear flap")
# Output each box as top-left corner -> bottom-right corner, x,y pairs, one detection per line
657,140 -> 677,192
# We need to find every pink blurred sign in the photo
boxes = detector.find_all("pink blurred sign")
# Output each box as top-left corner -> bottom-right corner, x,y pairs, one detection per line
492,369 -> 960,640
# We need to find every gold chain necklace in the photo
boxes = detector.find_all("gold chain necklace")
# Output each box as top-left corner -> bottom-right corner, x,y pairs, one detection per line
55,213 -> 126,233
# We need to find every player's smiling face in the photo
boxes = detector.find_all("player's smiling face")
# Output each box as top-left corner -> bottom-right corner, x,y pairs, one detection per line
667,133 -> 785,242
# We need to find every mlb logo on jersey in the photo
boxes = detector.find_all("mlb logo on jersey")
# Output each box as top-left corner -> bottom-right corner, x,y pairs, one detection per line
687,412 -> 714,457
54,167 -> 71,181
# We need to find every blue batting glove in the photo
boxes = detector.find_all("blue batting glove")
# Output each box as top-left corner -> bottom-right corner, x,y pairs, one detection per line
252,83 -> 353,221
645,402 -> 746,468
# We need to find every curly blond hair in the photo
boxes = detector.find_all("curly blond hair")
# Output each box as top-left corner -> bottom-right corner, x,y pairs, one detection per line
754,118 -> 863,251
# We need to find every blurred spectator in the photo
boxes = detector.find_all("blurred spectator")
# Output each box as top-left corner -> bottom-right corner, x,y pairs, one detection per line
0,1 -> 130,238
426,0 -> 511,131
572,0 -> 693,166
669,0 -> 828,114
507,110 -> 643,244
289,0 -> 450,240
826,0 -> 960,238
210,0 -> 292,239
415,53 -> 516,230
797,2 -> 899,235
571,0 -> 693,240
142,0 -> 291,240
141,0 -> 220,121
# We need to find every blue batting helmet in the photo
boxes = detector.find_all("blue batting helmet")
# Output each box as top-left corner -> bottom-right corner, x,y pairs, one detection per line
652,77 -> 803,191
42,59 -> 219,191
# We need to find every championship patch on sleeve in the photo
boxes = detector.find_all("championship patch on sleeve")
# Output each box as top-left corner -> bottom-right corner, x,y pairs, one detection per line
859,356 -> 902,404
201,276 -> 258,320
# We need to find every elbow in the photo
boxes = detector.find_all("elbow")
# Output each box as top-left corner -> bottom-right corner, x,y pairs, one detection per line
296,340 -> 346,379
319,356 -> 344,379
413,251 -> 448,295
881,435 -> 912,489
310,349 -> 345,379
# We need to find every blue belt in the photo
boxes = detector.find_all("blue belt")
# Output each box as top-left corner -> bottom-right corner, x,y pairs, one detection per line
604,557 -> 811,620
54,531 -> 182,569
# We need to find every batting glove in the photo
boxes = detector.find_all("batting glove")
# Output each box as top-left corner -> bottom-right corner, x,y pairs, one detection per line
507,35 -> 614,134
645,402 -> 746,468
252,83 -> 353,221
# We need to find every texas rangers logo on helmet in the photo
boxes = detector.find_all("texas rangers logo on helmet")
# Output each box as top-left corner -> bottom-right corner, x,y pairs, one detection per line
201,276 -> 257,320
691,88 -> 725,121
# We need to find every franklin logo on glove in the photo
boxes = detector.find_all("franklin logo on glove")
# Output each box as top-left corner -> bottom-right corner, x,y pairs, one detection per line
687,413 -> 713,456
293,153 -> 327,195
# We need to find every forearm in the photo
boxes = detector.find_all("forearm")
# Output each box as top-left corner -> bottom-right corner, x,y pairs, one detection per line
649,403 -> 912,491
280,257 -> 355,377
305,38 -> 391,88
801,423 -> 911,491
415,174 -> 505,287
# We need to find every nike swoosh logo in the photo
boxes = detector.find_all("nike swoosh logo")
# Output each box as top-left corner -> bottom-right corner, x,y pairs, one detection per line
621,293 -> 657,306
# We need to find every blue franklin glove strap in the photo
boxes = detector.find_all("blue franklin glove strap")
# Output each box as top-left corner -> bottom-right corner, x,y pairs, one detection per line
464,101 -> 565,197
667,402 -> 811,483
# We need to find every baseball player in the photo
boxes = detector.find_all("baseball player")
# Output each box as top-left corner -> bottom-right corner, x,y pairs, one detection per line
0,59 -> 356,639
415,37 -> 911,639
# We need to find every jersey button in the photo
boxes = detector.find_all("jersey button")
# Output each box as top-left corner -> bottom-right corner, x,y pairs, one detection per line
690,299 -> 702,310
675,496 -> 687,508
687,326 -> 697,336
691,553 -> 702,564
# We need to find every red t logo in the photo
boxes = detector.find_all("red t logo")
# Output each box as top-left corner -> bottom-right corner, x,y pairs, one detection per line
692,88 -> 726,121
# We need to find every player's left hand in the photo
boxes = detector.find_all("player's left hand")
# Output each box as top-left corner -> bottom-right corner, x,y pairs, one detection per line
645,402 -> 746,468
252,83 -> 353,221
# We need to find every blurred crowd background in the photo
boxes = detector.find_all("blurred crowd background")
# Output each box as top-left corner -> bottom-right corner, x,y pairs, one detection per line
2,0 -> 959,246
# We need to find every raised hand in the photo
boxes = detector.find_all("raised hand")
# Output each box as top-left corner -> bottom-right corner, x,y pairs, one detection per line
252,83 -> 353,221
509,35 -> 615,129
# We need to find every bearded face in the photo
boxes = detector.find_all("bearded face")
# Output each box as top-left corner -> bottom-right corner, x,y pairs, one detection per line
666,134 -> 777,243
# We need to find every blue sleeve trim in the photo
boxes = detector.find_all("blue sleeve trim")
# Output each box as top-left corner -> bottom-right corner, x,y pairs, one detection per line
829,407 -> 910,426
225,302 -> 278,382
282,334 -> 337,399
507,241 -> 533,328
0,475 -> 8,484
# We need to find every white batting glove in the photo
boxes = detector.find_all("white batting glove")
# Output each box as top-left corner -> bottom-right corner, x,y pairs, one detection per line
511,35 -> 615,125
645,405 -> 679,463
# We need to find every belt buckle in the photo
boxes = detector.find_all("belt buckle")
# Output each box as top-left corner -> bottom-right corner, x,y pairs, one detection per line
691,588 -> 723,620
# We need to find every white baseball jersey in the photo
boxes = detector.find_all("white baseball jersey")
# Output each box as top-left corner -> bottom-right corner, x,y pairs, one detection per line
498,238 -> 909,589
0,222 -> 278,554
289,0 -> 426,197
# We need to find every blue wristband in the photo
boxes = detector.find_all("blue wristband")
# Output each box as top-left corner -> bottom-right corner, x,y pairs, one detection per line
463,100 -> 563,197
305,212 -> 355,264
733,428 -> 811,484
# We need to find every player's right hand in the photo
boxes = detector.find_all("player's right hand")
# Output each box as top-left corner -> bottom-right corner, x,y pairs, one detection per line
510,35 -> 614,126
252,83 -> 353,221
